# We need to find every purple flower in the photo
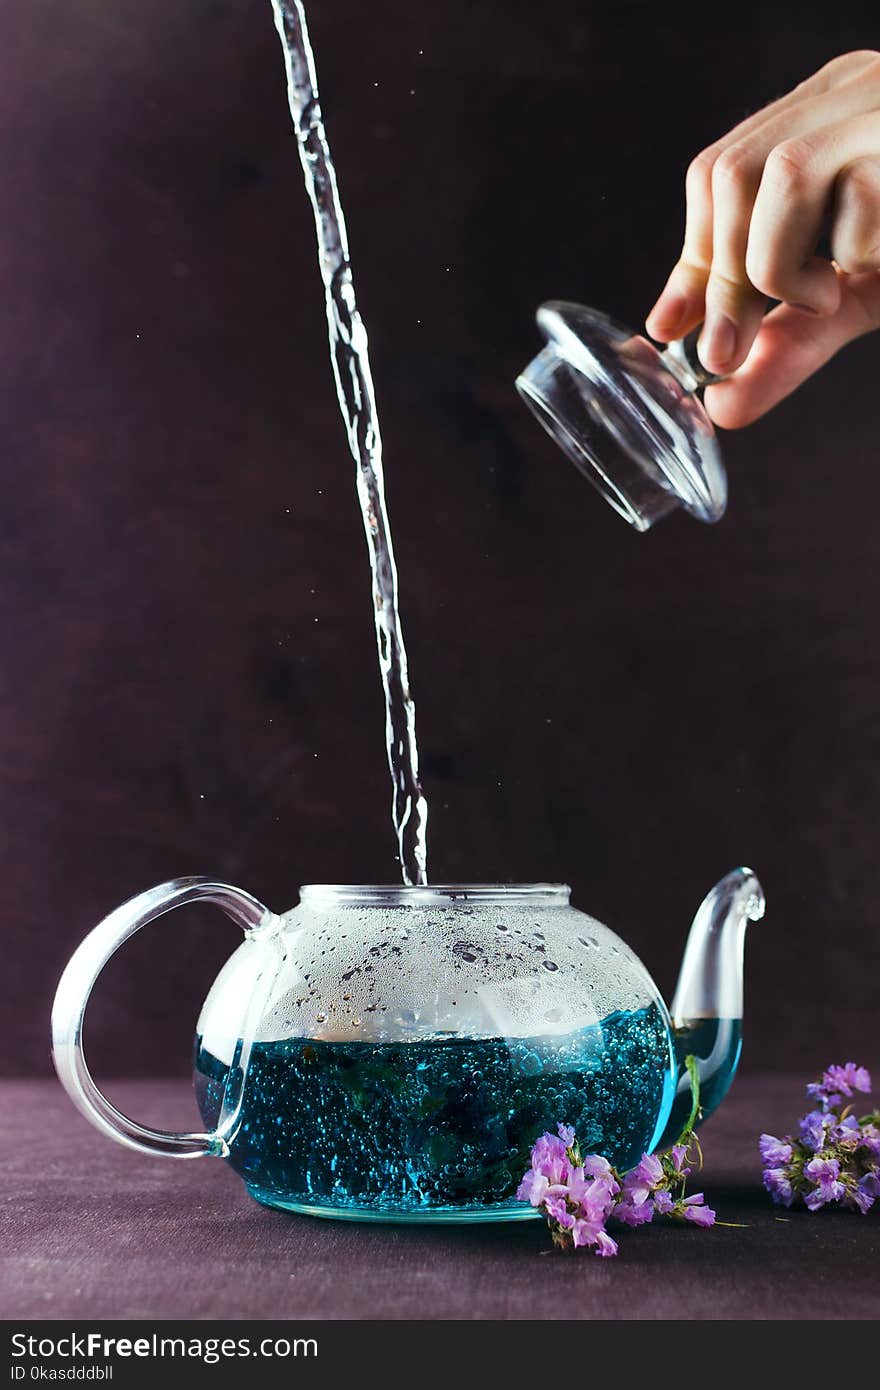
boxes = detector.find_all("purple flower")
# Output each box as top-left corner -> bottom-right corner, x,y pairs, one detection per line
804,1155 -> 840,1186
516,1131 -> 573,1207
581,1153 -> 615,1182
759,1134 -> 793,1167
547,1153 -> 618,1219
680,1193 -> 716,1227
592,1228 -> 619,1258
803,1156 -> 844,1210
631,1152 -> 664,1188
563,1166 -> 593,1209
543,1193 -> 574,1227
831,1114 -> 862,1149
807,1063 -> 872,1112
858,1126 -> 880,1161
762,1167 -> 794,1206
516,1169 -> 550,1207
517,1128 -> 626,1258
523,1123 -> 717,1254
761,1063 -> 878,1217
804,1187 -> 832,1212
615,1194 -> 654,1227
569,1217 -> 596,1248
517,1133 -> 574,1205
621,1152 -> 663,1206
570,1214 -> 617,1256
531,1132 -> 571,1185
799,1110 -> 830,1153
851,1173 -> 880,1215
822,1063 -> 871,1098
671,1144 -> 691,1176
806,1081 -> 842,1111
581,1176 -> 619,1224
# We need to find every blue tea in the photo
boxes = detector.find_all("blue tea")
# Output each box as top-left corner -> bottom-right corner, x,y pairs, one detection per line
194,1003 -> 675,1219
658,1017 -> 742,1147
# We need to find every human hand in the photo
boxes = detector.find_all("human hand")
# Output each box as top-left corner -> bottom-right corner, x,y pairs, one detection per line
646,51 -> 880,428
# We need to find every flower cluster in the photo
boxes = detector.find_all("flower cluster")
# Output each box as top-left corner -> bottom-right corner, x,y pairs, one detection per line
517,1125 -> 715,1257
760,1063 -> 880,1214
617,1144 -> 715,1229
516,1127 -> 621,1256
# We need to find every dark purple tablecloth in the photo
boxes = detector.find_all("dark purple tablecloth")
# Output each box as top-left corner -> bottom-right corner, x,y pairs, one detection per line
3,1076 -> 878,1320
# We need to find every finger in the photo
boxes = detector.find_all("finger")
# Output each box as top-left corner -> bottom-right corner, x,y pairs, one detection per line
645,152 -> 716,343
832,156 -> 880,272
703,269 -> 880,428
697,150 -> 768,373
746,111 -> 880,313
791,48 -> 880,94
647,51 -> 880,343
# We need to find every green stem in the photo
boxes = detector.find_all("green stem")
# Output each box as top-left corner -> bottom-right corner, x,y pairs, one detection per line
675,1054 -> 702,1146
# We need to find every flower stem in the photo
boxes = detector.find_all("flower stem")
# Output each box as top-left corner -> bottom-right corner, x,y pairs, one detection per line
674,1054 -> 702,1146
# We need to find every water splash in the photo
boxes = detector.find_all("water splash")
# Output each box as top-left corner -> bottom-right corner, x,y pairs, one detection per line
270,1 -> 428,884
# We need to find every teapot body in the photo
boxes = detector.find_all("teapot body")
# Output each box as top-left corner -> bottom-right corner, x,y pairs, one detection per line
194,884 -> 676,1221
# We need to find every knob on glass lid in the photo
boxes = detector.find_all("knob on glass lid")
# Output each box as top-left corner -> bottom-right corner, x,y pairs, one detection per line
516,301 -> 729,531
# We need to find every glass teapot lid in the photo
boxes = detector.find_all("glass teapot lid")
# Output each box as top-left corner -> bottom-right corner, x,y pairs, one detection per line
516,301 -> 728,532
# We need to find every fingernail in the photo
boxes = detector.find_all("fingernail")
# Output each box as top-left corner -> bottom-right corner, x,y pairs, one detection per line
646,291 -> 686,339
698,313 -> 737,371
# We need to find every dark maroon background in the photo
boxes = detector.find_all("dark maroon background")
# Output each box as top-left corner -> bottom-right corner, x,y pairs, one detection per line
3,1 -> 879,1078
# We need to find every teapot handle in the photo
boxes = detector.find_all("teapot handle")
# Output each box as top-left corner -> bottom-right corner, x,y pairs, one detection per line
51,877 -> 276,1159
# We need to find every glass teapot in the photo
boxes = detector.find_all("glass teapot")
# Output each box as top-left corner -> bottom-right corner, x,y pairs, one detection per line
51,868 -> 764,1223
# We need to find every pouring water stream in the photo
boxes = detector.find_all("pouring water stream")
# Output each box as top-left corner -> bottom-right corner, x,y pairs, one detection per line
270,0 -> 428,884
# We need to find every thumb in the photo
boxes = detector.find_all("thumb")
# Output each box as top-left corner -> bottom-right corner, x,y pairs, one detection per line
704,268 -> 880,429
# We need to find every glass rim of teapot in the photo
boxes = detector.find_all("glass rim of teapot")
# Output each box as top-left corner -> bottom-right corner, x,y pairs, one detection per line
298,883 -> 572,908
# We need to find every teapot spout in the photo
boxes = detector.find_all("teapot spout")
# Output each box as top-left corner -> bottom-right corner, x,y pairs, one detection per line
655,867 -> 765,1150
671,866 -> 765,1025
